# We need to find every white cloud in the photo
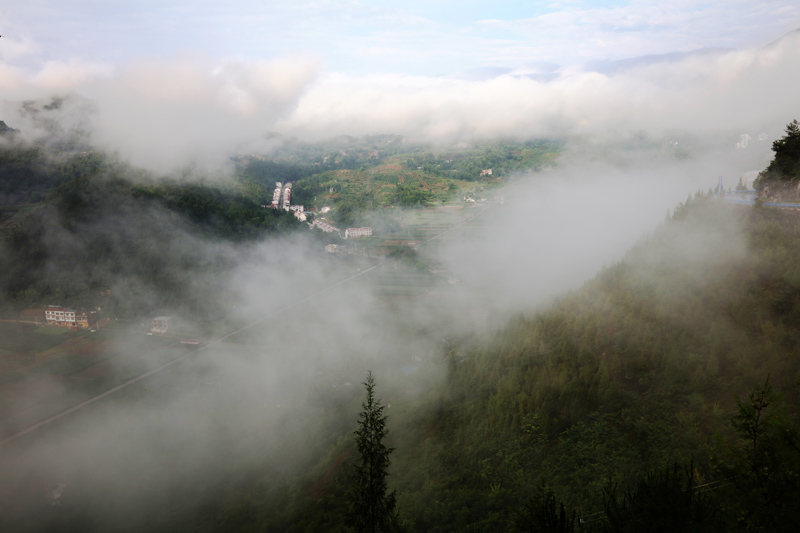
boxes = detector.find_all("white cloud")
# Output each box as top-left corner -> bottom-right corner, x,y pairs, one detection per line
277,33 -> 800,141
84,54 -> 320,170
0,2 -> 798,171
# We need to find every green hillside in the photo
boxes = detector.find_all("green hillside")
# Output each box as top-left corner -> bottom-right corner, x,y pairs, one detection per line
233,136 -> 563,226
0,142 -> 302,321
213,196 -> 800,532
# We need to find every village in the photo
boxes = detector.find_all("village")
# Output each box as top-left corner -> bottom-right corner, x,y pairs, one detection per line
264,180 -> 374,243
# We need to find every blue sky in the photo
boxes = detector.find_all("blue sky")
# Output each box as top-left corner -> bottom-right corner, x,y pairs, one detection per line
2,0 -> 799,76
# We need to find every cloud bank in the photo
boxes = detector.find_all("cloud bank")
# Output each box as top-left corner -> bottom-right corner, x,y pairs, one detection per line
282,33 -> 800,141
0,30 -> 797,172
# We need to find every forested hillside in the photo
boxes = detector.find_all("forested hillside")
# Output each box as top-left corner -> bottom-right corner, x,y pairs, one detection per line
754,119 -> 800,201
0,140 -> 301,321
233,136 -> 562,226
5,123 -> 800,531
0,130 -> 562,320
386,198 -> 800,531
222,195 -> 800,532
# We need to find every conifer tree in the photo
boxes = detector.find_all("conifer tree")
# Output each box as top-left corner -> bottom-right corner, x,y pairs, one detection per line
766,119 -> 800,180
348,371 -> 397,533
754,119 -> 800,191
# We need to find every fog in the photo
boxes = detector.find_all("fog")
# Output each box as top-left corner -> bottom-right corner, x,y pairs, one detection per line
0,25 -> 797,531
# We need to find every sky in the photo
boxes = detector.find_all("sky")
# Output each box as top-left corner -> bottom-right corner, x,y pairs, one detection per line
0,1 -> 799,169
2,0 -> 799,76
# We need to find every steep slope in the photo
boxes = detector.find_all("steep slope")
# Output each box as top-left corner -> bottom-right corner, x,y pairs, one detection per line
235,196 -> 800,532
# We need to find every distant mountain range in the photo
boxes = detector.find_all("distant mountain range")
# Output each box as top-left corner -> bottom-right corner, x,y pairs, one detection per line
453,27 -> 800,81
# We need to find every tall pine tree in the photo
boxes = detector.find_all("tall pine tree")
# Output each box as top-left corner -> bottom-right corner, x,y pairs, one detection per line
349,371 -> 398,533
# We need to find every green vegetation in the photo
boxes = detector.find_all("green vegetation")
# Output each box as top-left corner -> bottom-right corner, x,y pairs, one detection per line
754,119 -> 800,199
0,142 -> 301,321
1,131 -> 561,317
5,123 -> 800,531
764,120 -> 800,180
200,194 -> 800,532
0,140 -> 80,204
233,136 -> 563,226
349,372 -> 398,533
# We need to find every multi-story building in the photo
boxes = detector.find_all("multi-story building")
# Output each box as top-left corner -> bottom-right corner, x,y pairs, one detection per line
45,306 -> 98,328
271,182 -> 282,207
282,182 -> 293,210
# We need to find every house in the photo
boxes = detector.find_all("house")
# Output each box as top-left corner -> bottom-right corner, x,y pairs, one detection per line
313,219 -> 340,234
344,227 -> 373,239
480,169 -> 493,177
152,316 -> 172,334
75,310 -> 98,328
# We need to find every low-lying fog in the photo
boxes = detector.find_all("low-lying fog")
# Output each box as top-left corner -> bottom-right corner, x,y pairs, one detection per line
0,27 -> 795,529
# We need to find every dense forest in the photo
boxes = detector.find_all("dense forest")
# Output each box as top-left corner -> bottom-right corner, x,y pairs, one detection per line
203,194 -> 798,533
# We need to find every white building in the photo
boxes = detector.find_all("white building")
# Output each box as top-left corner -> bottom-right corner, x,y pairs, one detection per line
736,134 -> 751,149
45,306 -> 98,328
344,227 -> 373,239
282,182 -> 293,210
271,182 -> 282,207
152,316 -> 172,334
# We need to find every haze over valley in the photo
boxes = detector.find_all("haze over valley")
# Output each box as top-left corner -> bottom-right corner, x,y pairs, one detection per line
1,2 -> 800,531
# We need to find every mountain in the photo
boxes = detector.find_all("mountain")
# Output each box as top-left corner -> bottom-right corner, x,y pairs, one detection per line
206,193 -> 800,532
